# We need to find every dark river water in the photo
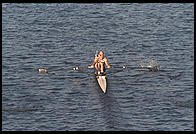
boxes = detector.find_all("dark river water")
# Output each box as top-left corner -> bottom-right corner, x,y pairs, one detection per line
2,3 -> 194,131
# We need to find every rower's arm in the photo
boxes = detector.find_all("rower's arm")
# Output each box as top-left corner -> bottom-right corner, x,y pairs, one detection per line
105,58 -> 111,68
90,57 -> 98,68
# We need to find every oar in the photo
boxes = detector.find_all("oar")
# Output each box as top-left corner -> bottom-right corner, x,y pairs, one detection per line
113,65 -> 160,72
38,66 -> 92,73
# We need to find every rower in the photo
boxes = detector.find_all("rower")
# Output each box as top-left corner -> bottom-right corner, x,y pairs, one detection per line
90,50 -> 111,74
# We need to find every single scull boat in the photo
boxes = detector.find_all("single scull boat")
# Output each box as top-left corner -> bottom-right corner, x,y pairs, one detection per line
95,71 -> 107,93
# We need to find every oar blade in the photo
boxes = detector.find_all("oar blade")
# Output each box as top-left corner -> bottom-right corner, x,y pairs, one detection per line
38,69 -> 48,73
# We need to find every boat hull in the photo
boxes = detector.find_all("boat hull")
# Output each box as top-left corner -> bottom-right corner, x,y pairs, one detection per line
95,73 -> 107,93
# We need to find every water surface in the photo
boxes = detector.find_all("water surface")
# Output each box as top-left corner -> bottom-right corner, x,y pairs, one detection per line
2,3 -> 194,131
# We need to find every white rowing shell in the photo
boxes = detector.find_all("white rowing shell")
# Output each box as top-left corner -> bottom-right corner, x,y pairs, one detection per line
96,75 -> 107,93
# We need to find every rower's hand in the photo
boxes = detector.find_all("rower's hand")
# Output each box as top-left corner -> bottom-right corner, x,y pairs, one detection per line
107,65 -> 111,68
